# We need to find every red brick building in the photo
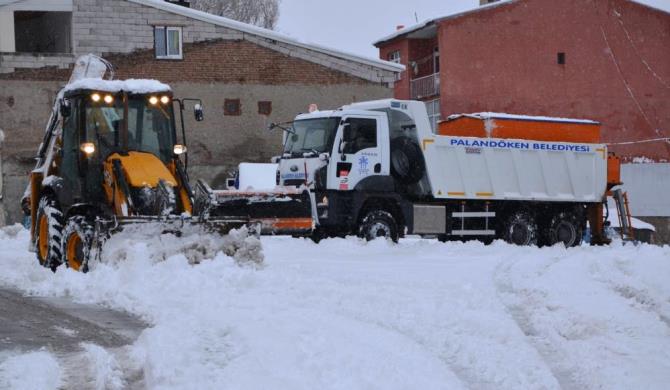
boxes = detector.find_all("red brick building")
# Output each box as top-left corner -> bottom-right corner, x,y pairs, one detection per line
375,0 -> 670,162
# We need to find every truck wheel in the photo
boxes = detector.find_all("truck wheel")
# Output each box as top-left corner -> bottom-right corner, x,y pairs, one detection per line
390,137 -> 425,185
547,212 -> 583,247
503,210 -> 538,246
359,210 -> 399,242
62,216 -> 94,273
34,195 -> 64,271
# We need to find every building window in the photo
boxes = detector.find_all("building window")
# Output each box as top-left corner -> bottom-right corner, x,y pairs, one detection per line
258,101 -> 272,116
425,99 -> 441,132
224,99 -> 241,116
557,52 -> 566,65
13,11 -> 72,53
154,26 -> 182,59
433,47 -> 440,73
387,50 -> 401,64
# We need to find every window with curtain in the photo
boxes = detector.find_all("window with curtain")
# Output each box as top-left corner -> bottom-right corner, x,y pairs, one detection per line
154,26 -> 182,59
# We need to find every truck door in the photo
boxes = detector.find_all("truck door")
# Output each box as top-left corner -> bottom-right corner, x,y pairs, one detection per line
329,114 -> 388,191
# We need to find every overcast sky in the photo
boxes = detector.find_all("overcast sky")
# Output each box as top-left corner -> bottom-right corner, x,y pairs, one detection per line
277,0 -> 670,60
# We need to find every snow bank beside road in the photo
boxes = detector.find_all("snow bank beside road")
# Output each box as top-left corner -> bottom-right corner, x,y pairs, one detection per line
0,226 -> 669,389
0,350 -> 61,390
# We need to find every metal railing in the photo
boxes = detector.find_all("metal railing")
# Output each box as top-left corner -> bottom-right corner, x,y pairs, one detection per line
410,73 -> 440,99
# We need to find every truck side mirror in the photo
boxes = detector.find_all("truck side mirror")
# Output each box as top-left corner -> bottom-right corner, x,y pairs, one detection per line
342,122 -> 353,143
60,99 -> 71,118
194,104 -> 204,122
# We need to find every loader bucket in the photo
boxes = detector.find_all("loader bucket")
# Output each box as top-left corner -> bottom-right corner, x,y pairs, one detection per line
60,213 -> 259,273
194,180 -> 315,236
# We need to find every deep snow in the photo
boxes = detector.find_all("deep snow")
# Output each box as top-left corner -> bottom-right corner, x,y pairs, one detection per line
0,225 -> 669,389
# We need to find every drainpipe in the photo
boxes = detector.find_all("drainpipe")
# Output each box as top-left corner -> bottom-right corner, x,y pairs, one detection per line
0,127 -> 5,227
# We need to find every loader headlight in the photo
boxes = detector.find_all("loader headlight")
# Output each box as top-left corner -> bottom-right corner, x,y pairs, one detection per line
80,142 -> 96,155
149,96 -> 159,105
173,144 -> 187,155
160,95 -> 170,104
103,94 -> 114,104
91,93 -> 101,102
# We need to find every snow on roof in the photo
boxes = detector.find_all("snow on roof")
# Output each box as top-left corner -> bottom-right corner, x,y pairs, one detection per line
447,112 -> 600,125
128,0 -> 404,73
63,78 -> 171,94
374,0 -> 518,46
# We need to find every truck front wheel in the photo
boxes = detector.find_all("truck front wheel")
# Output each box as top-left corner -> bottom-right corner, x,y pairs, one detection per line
359,210 -> 399,243
503,210 -> 538,246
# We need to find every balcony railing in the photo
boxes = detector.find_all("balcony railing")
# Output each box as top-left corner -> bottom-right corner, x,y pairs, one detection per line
410,73 -> 440,99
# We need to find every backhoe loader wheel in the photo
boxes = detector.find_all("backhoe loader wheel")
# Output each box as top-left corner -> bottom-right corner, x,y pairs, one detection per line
62,217 -> 94,273
359,210 -> 399,243
34,195 -> 64,271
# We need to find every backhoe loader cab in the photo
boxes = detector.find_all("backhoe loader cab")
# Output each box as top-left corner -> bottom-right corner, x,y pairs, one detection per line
27,79 -> 245,272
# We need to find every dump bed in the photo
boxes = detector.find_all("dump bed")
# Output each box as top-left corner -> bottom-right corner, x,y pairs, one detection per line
439,113 -> 601,143
422,135 -> 608,203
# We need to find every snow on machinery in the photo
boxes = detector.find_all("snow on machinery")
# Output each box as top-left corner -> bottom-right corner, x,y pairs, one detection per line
272,99 -> 627,246
23,55 -> 310,272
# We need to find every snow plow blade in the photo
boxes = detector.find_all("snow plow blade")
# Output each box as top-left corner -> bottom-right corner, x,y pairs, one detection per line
194,180 -> 315,236
98,215 -> 252,236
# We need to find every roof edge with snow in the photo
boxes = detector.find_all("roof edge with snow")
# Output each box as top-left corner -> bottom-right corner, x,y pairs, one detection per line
127,0 -> 404,74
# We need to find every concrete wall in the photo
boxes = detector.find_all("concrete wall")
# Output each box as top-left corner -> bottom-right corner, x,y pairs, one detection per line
621,163 -> 670,217
0,80 -> 390,224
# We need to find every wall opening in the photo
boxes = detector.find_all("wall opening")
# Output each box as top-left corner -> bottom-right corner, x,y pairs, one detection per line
557,52 -> 566,65
14,11 -> 72,53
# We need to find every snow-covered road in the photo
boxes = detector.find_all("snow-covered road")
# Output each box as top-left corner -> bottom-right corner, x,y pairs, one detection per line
0,225 -> 669,389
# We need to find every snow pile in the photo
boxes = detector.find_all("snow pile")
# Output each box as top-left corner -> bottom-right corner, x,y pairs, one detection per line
0,226 -> 669,389
88,224 -> 263,269
64,78 -> 171,94
0,350 -> 62,390
447,112 -> 599,124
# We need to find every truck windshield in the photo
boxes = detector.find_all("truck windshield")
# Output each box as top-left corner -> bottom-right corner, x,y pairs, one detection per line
85,95 -> 175,162
283,117 -> 340,157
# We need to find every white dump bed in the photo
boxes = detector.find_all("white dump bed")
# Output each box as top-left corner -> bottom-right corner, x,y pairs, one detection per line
423,135 -> 608,202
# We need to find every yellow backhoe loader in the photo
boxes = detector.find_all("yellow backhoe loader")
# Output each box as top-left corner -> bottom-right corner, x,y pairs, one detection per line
24,55 -> 313,272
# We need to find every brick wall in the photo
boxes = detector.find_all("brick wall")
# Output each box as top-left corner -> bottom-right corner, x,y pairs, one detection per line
434,0 -> 670,161
378,40 -> 410,100
1,39 -> 378,86
0,0 -> 397,83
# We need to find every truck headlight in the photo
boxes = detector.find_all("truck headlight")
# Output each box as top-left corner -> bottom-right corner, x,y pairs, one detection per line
173,144 -> 187,155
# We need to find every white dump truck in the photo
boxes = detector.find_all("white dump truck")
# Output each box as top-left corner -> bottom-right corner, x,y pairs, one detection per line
272,99 -> 623,246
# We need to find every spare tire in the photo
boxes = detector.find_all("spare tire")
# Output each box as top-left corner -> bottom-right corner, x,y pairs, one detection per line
390,137 -> 425,185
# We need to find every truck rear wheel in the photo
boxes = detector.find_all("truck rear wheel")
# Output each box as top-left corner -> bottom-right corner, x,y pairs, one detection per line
34,195 -> 64,271
503,210 -> 538,246
359,210 -> 399,242
62,217 -> 94,273
547,212 -> 583,247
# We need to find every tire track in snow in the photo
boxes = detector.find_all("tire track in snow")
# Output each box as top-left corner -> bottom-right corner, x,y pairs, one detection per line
593,259 -> 670,331
494,257 -> 584,390
0,288 -> 147,389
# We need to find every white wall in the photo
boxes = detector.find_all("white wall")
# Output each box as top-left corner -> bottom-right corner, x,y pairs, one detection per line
0,11 -> 14,52
621,163 -> 670,217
